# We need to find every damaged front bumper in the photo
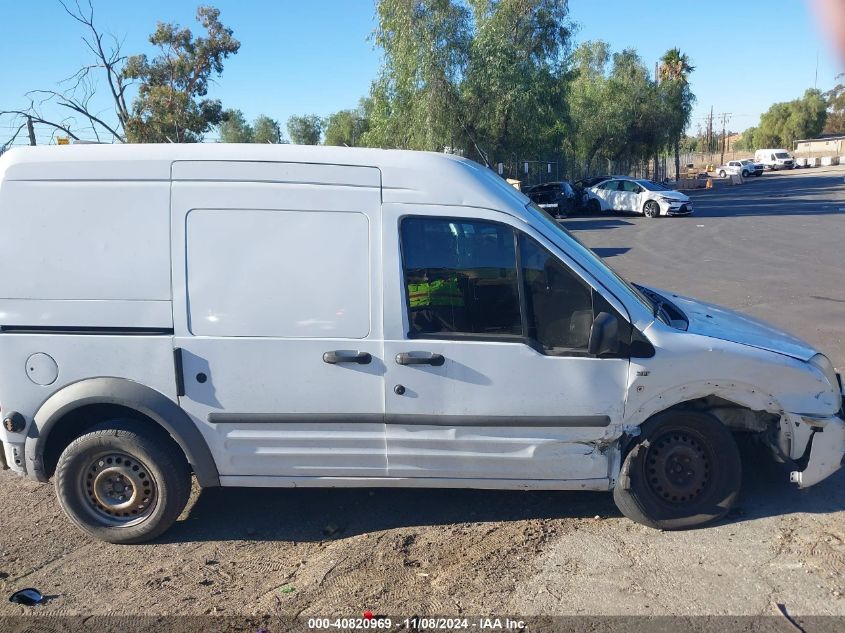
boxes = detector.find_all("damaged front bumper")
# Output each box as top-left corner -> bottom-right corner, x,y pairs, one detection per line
788,414 -> 845,488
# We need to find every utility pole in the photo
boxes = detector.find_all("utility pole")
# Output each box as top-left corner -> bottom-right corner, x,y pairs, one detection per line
718,112 -> 732,165
706,106 -> 713,154
26,116 -> 36,146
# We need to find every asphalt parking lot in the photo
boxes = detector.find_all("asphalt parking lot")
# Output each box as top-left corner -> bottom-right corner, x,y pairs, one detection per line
566,167 -> 845,368
1,166 -> 844,622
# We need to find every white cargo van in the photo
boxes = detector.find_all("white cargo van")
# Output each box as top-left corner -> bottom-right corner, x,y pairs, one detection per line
754,149 -> 795,170
0,145 -> 842,543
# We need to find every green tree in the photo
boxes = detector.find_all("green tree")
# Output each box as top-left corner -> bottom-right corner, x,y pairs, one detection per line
733,127 -> 756,151
287,114 -> 323,145
752,89 -> 827,148
461,0 -> 571,162
824,75 -> 845,134
362,0 -> 470,151
565,41 -> 613,174
1,3 -> 239,145
252,115 -> 283,143
659,48 -> 695,180
362,0 -> 571,164
219,108 -> 253,143
566,41 -> 667,176
218,111 -> 283,143
324,107 -> 369,146
123,6 -> 241,142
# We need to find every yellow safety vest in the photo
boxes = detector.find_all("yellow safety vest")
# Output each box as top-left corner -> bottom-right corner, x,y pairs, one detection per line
408,278 -> 464,308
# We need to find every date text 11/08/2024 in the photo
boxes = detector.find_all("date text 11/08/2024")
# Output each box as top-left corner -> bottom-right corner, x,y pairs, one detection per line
306,617 -> 527,630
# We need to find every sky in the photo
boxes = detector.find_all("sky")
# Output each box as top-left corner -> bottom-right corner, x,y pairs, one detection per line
0,0 -> 841,145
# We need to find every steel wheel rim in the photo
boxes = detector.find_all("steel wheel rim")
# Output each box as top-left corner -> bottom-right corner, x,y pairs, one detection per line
78,451 -> 157,527
644,429 -> 712,505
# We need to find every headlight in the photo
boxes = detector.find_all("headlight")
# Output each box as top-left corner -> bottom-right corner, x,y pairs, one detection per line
809,354 -> 842,410
659,196 -> 678,203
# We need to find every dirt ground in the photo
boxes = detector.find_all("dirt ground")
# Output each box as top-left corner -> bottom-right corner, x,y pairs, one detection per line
1,456 -> 844,618
1,168 -> 845,621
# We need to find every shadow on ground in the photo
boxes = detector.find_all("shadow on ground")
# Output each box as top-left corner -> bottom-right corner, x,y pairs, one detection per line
161,441 -> 845,543
726,440 -> 845,526
561,218 -> 635,230
591,247 -> 631,258
163,484 -> 620,544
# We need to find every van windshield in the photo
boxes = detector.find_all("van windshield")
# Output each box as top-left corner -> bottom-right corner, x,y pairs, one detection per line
775,152 -> 790,159
524,202 -> 655,315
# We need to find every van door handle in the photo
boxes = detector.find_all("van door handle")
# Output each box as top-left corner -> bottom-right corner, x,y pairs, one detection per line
322,351 -> 372,365
395,352 -> 445,367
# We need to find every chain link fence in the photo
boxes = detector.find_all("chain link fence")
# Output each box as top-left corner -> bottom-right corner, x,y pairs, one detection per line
492,153 -> 673,189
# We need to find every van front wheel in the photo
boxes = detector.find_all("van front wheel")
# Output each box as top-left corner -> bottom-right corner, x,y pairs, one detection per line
54,420 -> 192,544
613,411 -> 741,530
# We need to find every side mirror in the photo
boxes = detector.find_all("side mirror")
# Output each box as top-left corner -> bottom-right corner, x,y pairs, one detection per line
634,186 -> 643,194
588,312 -> 620,357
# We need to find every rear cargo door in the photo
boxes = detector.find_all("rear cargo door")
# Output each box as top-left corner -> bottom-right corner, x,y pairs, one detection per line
170,161 -> 386,480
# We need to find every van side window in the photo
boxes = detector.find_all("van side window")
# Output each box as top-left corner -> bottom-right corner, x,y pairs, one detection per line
519,234 -> 593,352
400,217 -> 522,337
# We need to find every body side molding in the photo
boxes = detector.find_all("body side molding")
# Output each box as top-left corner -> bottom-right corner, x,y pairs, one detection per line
207,412 -> 611,428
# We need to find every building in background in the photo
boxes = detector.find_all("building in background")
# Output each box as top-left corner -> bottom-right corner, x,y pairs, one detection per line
794,134 -> 845,156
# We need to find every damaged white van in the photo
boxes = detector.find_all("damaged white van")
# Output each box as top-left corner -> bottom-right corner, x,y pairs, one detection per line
0,145 -> 843,544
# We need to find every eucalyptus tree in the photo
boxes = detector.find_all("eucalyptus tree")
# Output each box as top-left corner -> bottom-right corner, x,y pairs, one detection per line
567,41 -> 666,176
287,114 -> 324,145
462,0 -> 571,162
219,109 -> 253,143
324,107 -> 370,147
1,3 -> 240,145
252,115 -> 283,144
363,0 -> 470,151
362,0 -> 572,164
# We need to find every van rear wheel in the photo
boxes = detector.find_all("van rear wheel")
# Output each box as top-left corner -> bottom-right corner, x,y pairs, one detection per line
54,420 -> 191,544
613,410 -> 741,530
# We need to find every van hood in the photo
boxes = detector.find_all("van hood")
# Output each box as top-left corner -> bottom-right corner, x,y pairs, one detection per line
648,287 -> 817,361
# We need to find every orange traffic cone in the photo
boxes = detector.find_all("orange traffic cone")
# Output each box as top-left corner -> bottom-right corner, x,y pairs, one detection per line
705,178 -> 713,189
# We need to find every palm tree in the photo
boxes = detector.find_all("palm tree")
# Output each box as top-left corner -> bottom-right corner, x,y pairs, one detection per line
659,48 -> 695,181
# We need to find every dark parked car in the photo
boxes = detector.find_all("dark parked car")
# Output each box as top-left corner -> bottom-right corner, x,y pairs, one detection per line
524,181 -> 576,217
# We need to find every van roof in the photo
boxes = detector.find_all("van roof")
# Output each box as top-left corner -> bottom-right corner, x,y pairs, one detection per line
0,144 -> 530,212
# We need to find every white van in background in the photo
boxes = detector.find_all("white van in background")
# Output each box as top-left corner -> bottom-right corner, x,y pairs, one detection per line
0,145 -> 842,543
754,149 -> 795,170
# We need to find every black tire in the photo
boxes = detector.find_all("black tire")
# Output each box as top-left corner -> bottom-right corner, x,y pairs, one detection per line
741,170 -> 749,178
54,420 -> 192,544
643,200 -> 660,218
718,170 -> 727,178
613,410 -> 741,530
587,198 -> 601,214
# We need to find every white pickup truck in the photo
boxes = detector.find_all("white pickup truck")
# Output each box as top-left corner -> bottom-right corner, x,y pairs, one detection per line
716,160 -> 763,178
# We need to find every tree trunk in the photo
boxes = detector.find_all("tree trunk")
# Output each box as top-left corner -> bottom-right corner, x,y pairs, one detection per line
674,136 -> 681,182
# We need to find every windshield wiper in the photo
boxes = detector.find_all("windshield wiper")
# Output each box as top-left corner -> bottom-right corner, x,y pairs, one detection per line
652,297 -> 665,318
636,284 -> 668,321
